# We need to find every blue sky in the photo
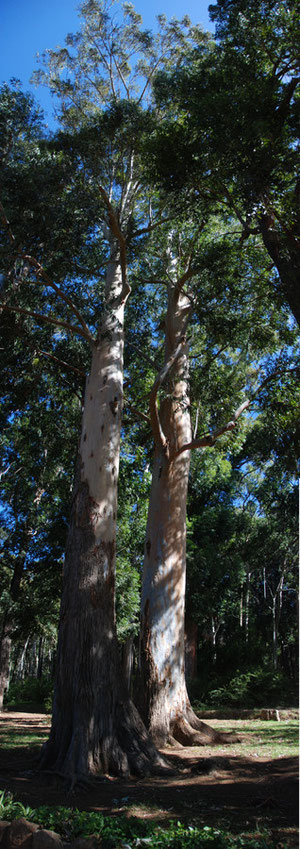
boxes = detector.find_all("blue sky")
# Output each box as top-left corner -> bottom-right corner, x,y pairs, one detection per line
0,0 -> 213,127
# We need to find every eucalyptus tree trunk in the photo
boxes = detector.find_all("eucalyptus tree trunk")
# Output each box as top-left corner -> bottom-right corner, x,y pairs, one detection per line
40,250 -> 167,783
139,284 -> 226,747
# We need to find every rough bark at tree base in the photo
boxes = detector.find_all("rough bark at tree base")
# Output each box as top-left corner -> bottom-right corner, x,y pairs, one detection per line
39,695 -> 172,787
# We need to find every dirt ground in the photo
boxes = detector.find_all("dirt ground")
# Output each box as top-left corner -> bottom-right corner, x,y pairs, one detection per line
0,712 -> 298,846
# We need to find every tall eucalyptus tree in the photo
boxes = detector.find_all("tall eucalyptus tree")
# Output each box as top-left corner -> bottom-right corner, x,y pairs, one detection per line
137,216 -> 298,746
1,4 -> 207,779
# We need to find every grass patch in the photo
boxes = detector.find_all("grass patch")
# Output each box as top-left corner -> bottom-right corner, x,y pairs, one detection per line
1,713 -> 298,759
0,723 -> 49,749
204,719 -> 299,759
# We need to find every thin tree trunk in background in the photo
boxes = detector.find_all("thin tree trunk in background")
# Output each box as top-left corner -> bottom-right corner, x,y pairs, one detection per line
15,637 -> 29,681
122,636 -> 134,695
0,614 -> 12,709
239,584 -> 244,628
29,641 -> 38,677
272,574 -> 284,670
263,567 -> 267,600
37,637 -> 44,679
184,619 -> 198,680
245,570 -> 251,644
0,489 -> 47,708
0,546 -> 30,709
211,616 -> 217,665
272,596 -> 278,670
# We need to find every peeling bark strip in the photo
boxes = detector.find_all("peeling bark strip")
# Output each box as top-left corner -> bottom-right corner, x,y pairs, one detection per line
40,252 -> 168,781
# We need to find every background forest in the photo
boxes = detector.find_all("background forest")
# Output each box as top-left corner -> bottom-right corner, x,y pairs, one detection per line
0,0 -> 298,734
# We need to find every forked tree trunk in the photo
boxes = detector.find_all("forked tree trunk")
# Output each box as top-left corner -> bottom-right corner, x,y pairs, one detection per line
40,253 -> 167,783
139,284 -> 230,748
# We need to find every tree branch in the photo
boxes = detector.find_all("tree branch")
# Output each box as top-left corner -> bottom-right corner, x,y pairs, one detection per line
219,186 -> 258,236
175,221 -> 206,296
36,348 -> 86,378
0,201 -> 94,344
138,56 -> 164,105
0,200 -> 16,244
173,360 -> 300,460
123,397 -> 151,424
23,255 -> 94,344
275,76 -> 299,125
132,213 -> 173,239
112,53 -> 130,99
1,303 -> 93,344
173,399 -> 250,458
149,338 -> 187,453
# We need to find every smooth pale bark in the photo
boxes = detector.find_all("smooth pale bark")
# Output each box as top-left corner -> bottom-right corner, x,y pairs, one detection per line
40,253 -> 167,782
138,284 -> 191,743
139,286 -> 224,747
139,283 -> 239,748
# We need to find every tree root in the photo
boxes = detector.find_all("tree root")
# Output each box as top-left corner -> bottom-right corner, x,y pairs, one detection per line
170,707 -> 242,747
187,704 -> 242,743
171,715 -> 217,746
166,735 -> 184,748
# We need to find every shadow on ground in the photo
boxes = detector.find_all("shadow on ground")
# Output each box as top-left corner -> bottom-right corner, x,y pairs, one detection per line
0,712 -> 298,845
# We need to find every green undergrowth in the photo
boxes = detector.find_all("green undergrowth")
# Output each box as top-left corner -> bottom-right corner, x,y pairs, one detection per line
0,792 -> 292,849
189,666 -> 298,709
4,677 -> 53,713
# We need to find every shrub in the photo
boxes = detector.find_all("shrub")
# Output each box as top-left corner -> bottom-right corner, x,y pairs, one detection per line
205,666 -> 296,708
4,676 -> 53,711
190,665 -> 298,708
